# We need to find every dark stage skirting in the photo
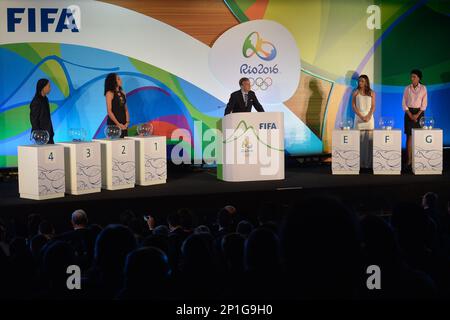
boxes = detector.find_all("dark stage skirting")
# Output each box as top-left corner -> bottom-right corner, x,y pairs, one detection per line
1,161 -> 449,230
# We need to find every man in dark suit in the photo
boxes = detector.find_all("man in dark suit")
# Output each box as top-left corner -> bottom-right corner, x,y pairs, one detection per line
224,77 -> 265,115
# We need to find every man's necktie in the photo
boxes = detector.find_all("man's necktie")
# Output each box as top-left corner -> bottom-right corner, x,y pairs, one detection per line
244,93 -> 248,106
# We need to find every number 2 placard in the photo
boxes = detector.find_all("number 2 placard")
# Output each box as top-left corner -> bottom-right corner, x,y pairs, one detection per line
121,144 -> 127,155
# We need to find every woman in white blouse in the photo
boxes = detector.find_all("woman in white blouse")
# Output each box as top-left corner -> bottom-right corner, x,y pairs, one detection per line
352,75 -> 375,169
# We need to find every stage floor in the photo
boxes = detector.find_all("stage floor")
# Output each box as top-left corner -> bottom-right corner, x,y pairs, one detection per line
1,163 -> 449,212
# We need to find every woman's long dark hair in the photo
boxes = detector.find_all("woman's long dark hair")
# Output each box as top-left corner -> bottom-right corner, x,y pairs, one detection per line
104,73 -> 121,96
357,74 -> 372,96
35,78 -> 50,98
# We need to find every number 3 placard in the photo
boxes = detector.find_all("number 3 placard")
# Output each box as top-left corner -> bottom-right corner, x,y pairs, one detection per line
82,147 -> 92,160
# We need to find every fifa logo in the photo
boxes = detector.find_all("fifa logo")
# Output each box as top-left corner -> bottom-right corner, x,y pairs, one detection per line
259,122 -> 277,130
7,5 -> 81,32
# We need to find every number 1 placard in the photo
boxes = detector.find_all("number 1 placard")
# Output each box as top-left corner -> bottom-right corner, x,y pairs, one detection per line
126,136 -> 167,186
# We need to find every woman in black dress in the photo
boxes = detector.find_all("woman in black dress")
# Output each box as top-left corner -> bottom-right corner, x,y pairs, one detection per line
30,78 -> 54,144
104,73 -> 130,138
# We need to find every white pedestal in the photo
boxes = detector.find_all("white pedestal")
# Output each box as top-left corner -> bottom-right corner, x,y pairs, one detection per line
126,136 -> 167,186
218,112 -> 284,182
94,138 -> 135,190
332,129 -> 360,175
18,144 -> 65,200
373,129 -> 401,175
59,141 -> 101,195
412,129 -> 443,175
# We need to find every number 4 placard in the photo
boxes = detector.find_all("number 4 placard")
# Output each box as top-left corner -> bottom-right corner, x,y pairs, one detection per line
18,145 -> 65,200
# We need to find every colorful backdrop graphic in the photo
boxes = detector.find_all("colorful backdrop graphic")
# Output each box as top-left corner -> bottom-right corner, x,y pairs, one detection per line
0,42 -> 222,167
0,0 -> 448,168
225,0 -> 450,151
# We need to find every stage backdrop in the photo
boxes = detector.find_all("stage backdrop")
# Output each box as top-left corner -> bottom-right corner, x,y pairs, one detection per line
0,0 -> 448,168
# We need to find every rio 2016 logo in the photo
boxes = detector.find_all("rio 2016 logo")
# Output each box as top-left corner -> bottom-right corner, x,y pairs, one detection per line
209,20 -> 300,104
240,31 -> 278,80
242,31 -> 277,61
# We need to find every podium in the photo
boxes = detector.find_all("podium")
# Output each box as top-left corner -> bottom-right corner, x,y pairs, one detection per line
217,112 -> 284,182
412,128 -> 443,175
126,136 -> 167,186
18,144 -> 65,200
59,141 -> 101,195
332,129 -> 360,175
94,138 -> 135,190
372,129 -> 402,175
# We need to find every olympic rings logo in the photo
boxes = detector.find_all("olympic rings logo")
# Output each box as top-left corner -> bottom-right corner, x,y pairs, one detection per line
242,31 -> 277,61
249,77 -> 272,91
